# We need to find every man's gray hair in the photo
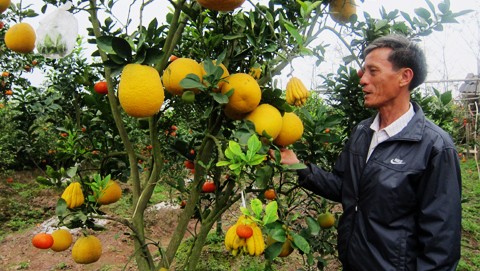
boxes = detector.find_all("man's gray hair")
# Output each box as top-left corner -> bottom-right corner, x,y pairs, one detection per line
364,34 -> 427,90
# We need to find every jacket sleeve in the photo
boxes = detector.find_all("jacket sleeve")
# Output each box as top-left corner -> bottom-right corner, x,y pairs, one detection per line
296,149 -> 348,203
416,146 -> 462,270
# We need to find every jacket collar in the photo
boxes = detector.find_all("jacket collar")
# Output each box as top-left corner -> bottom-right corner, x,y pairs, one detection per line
364,102 -> 425,142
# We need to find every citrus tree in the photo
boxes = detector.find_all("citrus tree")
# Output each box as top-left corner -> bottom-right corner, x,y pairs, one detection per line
0,0 -> 470,270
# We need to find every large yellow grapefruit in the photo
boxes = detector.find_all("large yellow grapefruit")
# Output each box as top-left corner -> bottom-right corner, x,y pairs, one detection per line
221,73 -> 261,114
162,58 -> 203,96
245,104 -> 283,139
72,235 -> 102,264
5,22 -> 36,54
273,112 -> 304,147
118,64 -> 164,118
329,0 -> 356,24
96,180 -> 122,205
50,229 -> 73,252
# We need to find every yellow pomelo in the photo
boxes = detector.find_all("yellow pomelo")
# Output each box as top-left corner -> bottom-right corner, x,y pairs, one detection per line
5,22 -> 36,54
96,180 -> 122,205
329,0 -> 356,24
0,0 -> 11,13
197,0 -> 245,11
72,235 -> 102,264
221,73 -> 261,114
245,104 -> 283,139
162,58 -> 203,96
50,229 -> 73,252
273,112 -> 304,147
201,61 -> 229,92
118,64 -> 164,118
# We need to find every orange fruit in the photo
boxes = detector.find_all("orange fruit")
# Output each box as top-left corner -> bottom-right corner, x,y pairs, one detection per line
273,112 -> 304,147
96,180 -> 122,205
264,189 -> 276,200
245,104 -> 283,139
5,22 -> 36,54
5,89 -> 13,95
0,0 -> 11,14
196,0 -> 245,11
72,235 -> 102,264
118,64 -> 165,118
236,224 -> 253,238
317,212 -> 336,229
162,57 -> 203,96
329,0 -> 357,24
50,229 -> 73,252
202,181 -> 216,193
32,232 -> 54,249
94,81 -> 108,95
221,73 -> 261,114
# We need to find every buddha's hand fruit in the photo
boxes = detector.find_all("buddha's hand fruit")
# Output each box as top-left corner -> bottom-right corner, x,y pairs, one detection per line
224,215 -> 265,256
285,77 -> 309,107
61,182 -> 85,209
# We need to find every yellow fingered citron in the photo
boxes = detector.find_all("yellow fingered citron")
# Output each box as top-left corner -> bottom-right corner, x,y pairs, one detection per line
50,229 -> 73,252
162,58 -> 203,96
329,0 -> 357,24
197,0 -> 245,11
221,73 -> 261,114
0,0 -> 11,14
118,64 -> 164,118
224,215 -> 265,256
72,235 -> 102,264
273,112 -> 304,147
61,182 -> 85,209
245,104 -> 283,139
285,77 -> 309,107
96,180 -> 122,205
5,22 -> 36,54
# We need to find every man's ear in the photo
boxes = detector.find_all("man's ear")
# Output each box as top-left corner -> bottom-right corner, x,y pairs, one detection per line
399,68 -> 414,88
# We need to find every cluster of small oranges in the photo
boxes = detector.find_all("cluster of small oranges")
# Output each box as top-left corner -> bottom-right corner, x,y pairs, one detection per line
31,229 -> 102,264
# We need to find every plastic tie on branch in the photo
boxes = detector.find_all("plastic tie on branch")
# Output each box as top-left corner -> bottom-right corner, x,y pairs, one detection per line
36,1 -> 79,59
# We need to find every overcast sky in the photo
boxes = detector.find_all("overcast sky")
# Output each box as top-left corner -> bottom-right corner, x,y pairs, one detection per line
19,0 -> 480,93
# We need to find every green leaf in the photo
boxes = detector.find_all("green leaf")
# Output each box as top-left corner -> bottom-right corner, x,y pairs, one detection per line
269,227 -> 287,242
251,198 -> 263,218
249,154 -> 266,166
254,166 -> 273,189
283,21 -> 303,47
66,166 -> 78,178
216,161 -> 231,167
211,92 -> 229,104
247,134 -> 262,153
265,242 -> 283,260
306,216 -> 320,236
228,141 -> 244,157
240,207 -> 251,216
414,7 -> 431,20
292,233 -> 310,254
36,176 -> 52,186
111,37 -> 132,60
284,163 -> 307,170
180,74 -> 204,89
263,201 -> 279,225
56,198 -> 68,216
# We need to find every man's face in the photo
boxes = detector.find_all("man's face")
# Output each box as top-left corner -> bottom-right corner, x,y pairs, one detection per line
360,47 -> 404,109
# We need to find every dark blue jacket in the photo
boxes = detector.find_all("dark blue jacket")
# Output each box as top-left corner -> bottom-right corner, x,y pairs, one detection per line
298,103 -> 462,271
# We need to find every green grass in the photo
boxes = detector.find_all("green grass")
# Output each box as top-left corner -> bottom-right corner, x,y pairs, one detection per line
457,159 -> 480,271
